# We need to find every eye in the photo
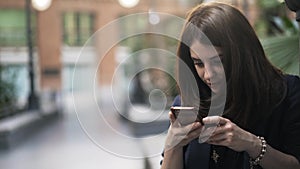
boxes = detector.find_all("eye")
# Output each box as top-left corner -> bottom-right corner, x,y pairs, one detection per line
193,59 -> 204,68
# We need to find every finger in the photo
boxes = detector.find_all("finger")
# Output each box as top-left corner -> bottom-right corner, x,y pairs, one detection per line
169,111 -> 176,123
207,137 -> 227,145
198,124 -> 217,143
218,116 -> 229,125
182,126 -> 203,144
208,132 -> 228,143
181,121 -> 201,133
188,127 -> 203,140
202,116 -> 220,125
210,123 -> 228,136
203,116 -> 228,126
190,122 -> 202,132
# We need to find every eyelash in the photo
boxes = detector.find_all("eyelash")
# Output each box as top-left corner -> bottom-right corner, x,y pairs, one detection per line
193,60 -> 204,67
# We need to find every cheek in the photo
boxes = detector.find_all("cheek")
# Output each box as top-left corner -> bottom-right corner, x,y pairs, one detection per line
195,67 -> 205,80
210,64 -> 225,81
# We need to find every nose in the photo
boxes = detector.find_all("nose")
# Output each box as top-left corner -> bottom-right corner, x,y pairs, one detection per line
204,68 -> 211,83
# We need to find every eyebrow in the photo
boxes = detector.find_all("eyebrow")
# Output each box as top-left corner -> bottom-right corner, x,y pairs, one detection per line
191,57 -> 202,63
191,54 -> 223,61
210,54 -> 223,60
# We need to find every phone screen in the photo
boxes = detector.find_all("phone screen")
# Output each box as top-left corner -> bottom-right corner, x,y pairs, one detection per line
170,106 -> 203,125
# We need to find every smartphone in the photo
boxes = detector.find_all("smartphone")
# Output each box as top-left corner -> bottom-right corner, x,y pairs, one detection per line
170,106 -> 204,125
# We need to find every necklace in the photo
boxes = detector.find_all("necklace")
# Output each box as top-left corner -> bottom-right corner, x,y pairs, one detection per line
211,149 -> 220,163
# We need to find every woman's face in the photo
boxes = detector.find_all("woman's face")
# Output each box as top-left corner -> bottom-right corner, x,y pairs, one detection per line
190,41 -> 225,93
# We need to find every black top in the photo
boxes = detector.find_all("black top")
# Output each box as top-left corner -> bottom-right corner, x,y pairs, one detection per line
163,75 -> 300,169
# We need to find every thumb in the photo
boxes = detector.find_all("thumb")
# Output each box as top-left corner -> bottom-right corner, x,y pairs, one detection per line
169,111 -> 176,124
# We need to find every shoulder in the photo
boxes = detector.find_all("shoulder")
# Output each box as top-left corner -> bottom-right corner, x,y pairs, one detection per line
280,74 -> 300,124
280,74 -> 300,162
270,74 -> 300,128
285,74 -> 300,87
284,74 -> 300,103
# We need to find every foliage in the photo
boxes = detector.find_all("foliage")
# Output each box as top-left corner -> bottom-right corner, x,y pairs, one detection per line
256,0 -> 299,75
262,35 -> 299,75
258,0 -> 282,9
0,65 -> 17,119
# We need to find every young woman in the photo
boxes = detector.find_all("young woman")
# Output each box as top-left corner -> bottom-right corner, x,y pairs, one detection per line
161,2 -> 300,169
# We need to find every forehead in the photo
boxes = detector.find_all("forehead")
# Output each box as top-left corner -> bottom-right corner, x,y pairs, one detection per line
190,40 -> 221,59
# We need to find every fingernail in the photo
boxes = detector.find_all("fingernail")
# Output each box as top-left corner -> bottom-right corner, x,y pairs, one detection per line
197,122 -> 202,127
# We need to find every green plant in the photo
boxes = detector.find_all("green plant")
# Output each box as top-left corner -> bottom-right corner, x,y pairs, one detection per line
256,0 -> 299,75
262,35 -> 299,75
0,65 -> 17,119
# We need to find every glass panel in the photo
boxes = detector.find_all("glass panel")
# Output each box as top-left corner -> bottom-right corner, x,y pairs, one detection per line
0,9 -> 36,47
62,12 -> 94,46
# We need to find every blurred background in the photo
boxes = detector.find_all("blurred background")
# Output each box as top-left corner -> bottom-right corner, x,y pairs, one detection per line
0,0 -> 299,169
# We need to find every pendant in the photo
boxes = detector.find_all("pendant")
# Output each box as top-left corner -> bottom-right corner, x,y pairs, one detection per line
211,149 -> 220,163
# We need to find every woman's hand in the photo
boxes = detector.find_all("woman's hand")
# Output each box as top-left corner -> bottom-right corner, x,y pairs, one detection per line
164,111 -> 203,151
202,116 -> 300,169
204,116 -> 260,153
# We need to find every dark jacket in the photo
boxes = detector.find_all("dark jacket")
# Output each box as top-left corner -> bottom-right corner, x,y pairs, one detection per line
163,75 -> 300,169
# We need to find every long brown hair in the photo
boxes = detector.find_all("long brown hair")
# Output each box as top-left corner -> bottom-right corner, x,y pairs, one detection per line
177,2 -> 286,130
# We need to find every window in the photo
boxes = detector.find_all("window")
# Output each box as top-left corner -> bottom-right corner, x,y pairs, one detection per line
0,9 -> 36,47
62,12 -> 94,46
